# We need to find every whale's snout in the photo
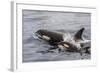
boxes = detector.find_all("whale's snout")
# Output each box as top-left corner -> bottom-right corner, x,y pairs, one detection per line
32,30 -> 43,40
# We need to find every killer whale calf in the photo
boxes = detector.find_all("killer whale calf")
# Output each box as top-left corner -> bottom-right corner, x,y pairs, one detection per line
34,28 -> 91,55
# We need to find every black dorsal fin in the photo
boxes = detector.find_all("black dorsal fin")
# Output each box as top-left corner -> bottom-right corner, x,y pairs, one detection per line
74,28 -> 85,41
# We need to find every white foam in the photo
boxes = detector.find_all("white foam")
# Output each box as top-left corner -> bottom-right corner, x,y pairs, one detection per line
32,32 -> 39,39
63,33 -> 73,42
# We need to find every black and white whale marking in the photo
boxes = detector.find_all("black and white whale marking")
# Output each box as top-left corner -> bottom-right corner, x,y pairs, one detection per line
33,28 -> 90,55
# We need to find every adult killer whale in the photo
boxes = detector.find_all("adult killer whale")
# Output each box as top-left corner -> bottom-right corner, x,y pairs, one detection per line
34,28 -> 91,55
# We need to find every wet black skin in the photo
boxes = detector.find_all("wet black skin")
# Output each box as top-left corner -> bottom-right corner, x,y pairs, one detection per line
35,29 -> 81,54
35,28 -> 90,55
35,29 -> 63,45
57,41 -> 80,52
74,28 -> 85,42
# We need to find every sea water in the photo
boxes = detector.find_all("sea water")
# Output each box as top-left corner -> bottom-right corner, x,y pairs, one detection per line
22,10 -> 91,62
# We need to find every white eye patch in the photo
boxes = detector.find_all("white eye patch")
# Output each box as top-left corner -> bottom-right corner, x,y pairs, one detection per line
63,44 -> 69,48
42,35 -> 50,40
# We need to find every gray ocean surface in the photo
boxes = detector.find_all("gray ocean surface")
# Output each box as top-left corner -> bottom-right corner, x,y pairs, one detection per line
22,10 -> 91,62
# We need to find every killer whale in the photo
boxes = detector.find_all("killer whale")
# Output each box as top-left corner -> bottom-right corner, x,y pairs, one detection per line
34,28 -> 90,54
35,29 -> 63,45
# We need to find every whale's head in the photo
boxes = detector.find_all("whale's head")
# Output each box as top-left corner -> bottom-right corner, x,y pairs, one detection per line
35,30 -> 44,39
35,30 -> 51,41
57,41 -> 80,52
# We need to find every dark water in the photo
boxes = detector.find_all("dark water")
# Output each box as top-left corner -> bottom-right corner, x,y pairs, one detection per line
22,10 -> 91,62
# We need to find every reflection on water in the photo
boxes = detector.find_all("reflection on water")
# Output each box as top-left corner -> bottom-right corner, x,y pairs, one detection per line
22,10 -> 91,62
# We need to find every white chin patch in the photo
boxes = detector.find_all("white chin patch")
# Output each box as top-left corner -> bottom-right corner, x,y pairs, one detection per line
42,35 -> 50,40
58,45 -> 65,51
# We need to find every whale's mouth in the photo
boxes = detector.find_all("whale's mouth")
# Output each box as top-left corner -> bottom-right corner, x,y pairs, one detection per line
35,32 -> 41,38
32,31 -> 43,40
